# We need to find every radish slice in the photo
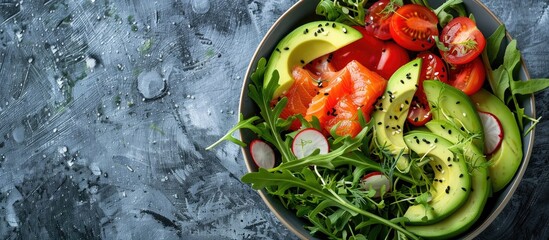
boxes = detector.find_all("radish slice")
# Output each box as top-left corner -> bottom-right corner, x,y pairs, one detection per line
478,111 -> 504,155
250,139 -> 275,169
361,172 -> 391,198
292,128 -> 329,159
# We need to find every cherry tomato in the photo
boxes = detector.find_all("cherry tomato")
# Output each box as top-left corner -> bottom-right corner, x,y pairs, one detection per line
389,4 -> 438,51
364,0 -> 399,40
407,52 -> 448,126
408,96 -> 432,126
439,17 -> 486,65
331,26 -> 385,72
376,41 -> 410,79
331,27 -> 409,79
447,56 -> 486,95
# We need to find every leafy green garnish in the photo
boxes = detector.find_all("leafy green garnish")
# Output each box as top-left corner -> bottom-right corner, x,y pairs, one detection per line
316,0 -> 367,26
432,0 -> 466,27
482,26 -> 549,133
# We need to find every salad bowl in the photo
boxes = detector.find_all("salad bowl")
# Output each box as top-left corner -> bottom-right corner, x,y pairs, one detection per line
239,0 -> 535,239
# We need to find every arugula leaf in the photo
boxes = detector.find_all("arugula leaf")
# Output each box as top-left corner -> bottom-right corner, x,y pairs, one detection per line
432,0 -> 465,27
485,24 -> 506,64
205,114 -> 261,150
316,0 -> 367,26
241,168 -> 421,240
510,78 -> 549,95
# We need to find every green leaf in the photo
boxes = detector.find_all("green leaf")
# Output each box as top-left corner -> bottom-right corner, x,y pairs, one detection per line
205,114 -> 261,150
433,0 -> 465,27
510,78 -> 549,95
316,0 -> 367,26
492,65 -> 510,101
503,40 -> 521,75
486,25 -> 506,64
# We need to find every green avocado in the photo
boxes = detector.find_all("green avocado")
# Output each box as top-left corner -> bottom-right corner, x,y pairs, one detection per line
263,21 -> 362,99
470,89 -> 522,192
406,120 -> 491,239
372,58 -> 422,172
423,80 -> 485,153
403,131 -> 471,225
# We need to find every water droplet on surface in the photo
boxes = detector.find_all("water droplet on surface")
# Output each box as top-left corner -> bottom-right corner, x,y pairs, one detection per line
191,0 -> 210,14
12,126 -> 25,143
137,70 -> 166,99
85,55 -> 97,70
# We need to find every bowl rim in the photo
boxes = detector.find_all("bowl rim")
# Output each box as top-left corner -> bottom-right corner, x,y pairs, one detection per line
239,0 -> 536,239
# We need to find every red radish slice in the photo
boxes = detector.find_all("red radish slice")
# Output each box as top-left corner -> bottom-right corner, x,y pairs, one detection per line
250,139 -> 275,169
292,128 -> 329,159
361,172 -> 391,198
478,111 -> 504,155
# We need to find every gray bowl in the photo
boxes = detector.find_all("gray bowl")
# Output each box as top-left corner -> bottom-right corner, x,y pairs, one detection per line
239,0 -> 535,239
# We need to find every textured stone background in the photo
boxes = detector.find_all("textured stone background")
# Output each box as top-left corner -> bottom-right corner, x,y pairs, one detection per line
0,0 -> 546,239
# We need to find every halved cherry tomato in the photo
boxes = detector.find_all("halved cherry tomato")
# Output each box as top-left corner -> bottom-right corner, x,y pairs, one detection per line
447,56 -> 486,95
376,41 -> 410,79
331,26 -> 409,80
389,4 -> 438,51
439,17 -> 486,65
408,96 -> 431,126
407,52 -> 448,126
364,0 -> 400,40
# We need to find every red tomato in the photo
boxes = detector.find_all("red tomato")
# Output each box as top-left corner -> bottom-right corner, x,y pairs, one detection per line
331,27 -> 409,80
439,17 -> 486,65
408,96 -> 431,126
331,26 -> 385,72
364,0 -> 399,40
407,52 -> 448,126
389,4 -> 438,51
447,56 -> 486,95
376,41 -> 410,79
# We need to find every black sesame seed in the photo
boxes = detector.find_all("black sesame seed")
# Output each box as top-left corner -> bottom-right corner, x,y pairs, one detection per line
324,92 -> 329,96
448,129 -> 452,135
441,125 -> 446,129
413,63 -> 418,67
386,125 -> 389,129
413,117 -> 419,122
462,187 -> 467,192
377,122 -> 382,125
276,48 -> 281,53
416,139 -> 420,144
304,28 -> 309,34
445,186 -> 450,194
314,32 -> 317,37
434,138 -> 438,143
400,80 -> 405,84
422,139 -> 431,144
460,126 -> 465,131
394,116 -> 399,120
332,23 -> 336,28
459,173 -> 463,178
300,60 -> 305,64
448,164 -> 453,167
318,24 -> 323,27
325,22 -> 330,26
447,157 -> 451,162
456,101 -> 461,104
284,47 -> 289,51
405,100 -> 410,105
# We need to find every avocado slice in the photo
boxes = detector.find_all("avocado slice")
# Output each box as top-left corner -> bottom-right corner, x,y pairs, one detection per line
372,58 -> 422,171
423,80 -> 485,153
403,131 -> 471,225
263,21 -> 362,99
407,121 -> 491,239
470,89 -> 522,192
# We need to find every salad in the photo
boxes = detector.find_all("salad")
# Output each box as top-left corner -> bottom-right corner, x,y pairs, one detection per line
208,0 -> 549,239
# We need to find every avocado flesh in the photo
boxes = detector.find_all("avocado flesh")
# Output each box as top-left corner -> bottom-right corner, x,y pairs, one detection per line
403,131 -> 471,225
407,120 -> 491,239
263,21 -> 362,99
372,58 -> 422,172
423,80 -> 485,153
470,89 -> 522,192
